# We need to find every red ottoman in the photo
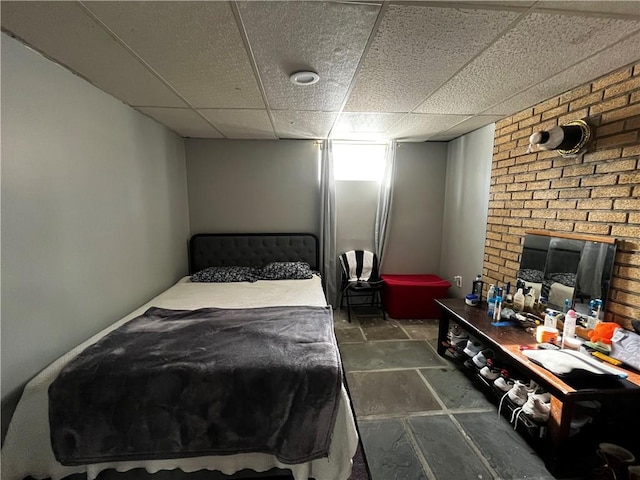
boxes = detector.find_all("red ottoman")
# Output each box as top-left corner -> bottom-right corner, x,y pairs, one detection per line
381,274 -> 451,319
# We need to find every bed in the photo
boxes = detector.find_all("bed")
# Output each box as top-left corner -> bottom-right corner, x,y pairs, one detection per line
2,233 -> 359,480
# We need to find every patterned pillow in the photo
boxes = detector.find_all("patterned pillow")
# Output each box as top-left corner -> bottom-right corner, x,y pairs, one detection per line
257,262 -> 314,280
517,268 -> 544,283
190,266 -> 258,283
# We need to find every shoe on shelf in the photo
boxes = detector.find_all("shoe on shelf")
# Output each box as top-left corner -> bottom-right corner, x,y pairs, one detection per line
493,371 -> 513,392
521,394 -> 551,422
480,359 -> 501,381
472,349 -> 493,368
507,380 -> 529,406
463,339 -> 484,358
448,343 -> 467,360
447,325 -> 468,347
463,359 -> 478,370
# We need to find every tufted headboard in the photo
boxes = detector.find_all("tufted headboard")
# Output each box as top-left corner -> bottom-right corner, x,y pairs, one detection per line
189,233 -> 319,274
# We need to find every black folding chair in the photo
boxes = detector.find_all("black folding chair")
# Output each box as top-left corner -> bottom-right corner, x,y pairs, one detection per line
339,250 -> 385,323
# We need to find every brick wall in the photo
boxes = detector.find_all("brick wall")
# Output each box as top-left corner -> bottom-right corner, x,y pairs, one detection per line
484,62 -> 640,330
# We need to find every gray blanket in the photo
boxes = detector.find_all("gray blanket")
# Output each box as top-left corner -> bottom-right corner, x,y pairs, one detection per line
48,305 -> 341,466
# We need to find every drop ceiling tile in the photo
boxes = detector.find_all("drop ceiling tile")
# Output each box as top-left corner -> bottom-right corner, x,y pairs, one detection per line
199,109 -> 276,139
137,107 -> 223,139
237,1 -> 379,112
485,31 -> 640,116
386,113 -> 469,142
415,12 -> 640,115
332,112 -> 406,137
83,1 -> 264,109
428,115 -> 505,141
272,111 -> 337,139
0,1 -> 186,108
536,1 -> 640,17
344,5 -> 520,113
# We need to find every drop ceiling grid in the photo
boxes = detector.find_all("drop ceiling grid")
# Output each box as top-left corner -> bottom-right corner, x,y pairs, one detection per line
0,1 -> 186,108
272,111 -> 337,139
137,107 -> 224,139
387,113 -> 470,142
198,109 -> 276,139
238,1 -> 380,113
428,114 -> 505,141
83,1 -> 265,109
343,4 -> 521,114
415,12 -> 640,115
332,112 -> 407,137
484,30 -> 640,116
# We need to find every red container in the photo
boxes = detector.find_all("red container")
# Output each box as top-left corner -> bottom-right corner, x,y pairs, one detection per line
381,274 -> 451,319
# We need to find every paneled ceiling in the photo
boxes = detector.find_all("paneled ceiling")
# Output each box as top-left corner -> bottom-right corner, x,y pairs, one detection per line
2,1 -> 640,142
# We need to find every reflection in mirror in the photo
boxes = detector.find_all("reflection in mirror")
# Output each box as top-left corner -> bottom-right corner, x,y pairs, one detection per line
517,231 -> 616,317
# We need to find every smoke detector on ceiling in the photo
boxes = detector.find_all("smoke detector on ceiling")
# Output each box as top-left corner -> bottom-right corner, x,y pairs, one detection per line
289,71 -> 320,85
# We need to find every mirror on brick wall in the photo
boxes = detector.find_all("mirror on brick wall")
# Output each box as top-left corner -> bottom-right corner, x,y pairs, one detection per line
517,230 -> 616,317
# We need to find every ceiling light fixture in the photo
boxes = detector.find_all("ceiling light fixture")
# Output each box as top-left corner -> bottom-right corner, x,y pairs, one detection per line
289,71 -> 320,86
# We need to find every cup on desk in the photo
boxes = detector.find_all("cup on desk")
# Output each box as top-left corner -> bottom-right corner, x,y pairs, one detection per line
536,326 -> 558,344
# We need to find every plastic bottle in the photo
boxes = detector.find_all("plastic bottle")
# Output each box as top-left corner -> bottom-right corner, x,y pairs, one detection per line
472,275 -> 484,302
493,295 -> 503,321
513,288 -> 525,312
562,309 -> 577,348
544,311 -> 557,329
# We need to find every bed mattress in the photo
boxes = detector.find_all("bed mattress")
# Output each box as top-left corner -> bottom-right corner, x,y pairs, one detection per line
1,276 -> 358,480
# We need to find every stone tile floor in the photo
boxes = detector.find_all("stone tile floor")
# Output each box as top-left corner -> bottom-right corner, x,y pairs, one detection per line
334,307 -> 572,480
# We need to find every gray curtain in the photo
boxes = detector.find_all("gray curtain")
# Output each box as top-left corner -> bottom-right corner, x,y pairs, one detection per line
320,140 -> 338,307
374,140 -> 397,270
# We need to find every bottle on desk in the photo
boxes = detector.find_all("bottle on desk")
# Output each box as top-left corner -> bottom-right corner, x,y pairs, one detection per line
562,309 -> 578,349
513,288 -> 525,313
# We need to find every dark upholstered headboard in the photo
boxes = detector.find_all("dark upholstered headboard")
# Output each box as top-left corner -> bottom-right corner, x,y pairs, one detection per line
189,233 -> 319,274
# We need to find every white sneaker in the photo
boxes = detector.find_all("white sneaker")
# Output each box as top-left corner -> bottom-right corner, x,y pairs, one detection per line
507,380 -> 529,406
493,373 -> 513,392
522,394 -> 551,422
472,349 -> 492,369
480,364 -> 501,380
463,339 -> 483,358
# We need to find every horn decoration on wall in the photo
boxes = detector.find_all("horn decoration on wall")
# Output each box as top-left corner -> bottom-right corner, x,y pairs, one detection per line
526,119 -> 591,157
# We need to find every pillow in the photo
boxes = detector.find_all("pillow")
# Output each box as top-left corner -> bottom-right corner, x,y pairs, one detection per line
190,266 -> 257,283
257,262 -> 314,280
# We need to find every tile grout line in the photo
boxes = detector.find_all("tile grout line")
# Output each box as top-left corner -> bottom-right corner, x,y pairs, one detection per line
401,417 -> 438,480
446,412 -> 503,480
416,366 -> 503,479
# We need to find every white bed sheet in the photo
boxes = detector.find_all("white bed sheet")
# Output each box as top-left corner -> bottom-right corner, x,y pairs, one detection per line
2,276 -> 358,480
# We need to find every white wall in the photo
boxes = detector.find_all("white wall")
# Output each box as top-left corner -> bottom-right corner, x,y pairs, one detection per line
383,142 -> 448,274
440,124 -> 495,297
185,139 -> 320,236
1,35 -> 190,407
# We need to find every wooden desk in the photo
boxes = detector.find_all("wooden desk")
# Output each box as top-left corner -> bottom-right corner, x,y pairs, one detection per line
435,298 -> 640,472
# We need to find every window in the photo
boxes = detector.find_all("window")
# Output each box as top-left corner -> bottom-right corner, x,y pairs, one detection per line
333,143 -> 386,181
